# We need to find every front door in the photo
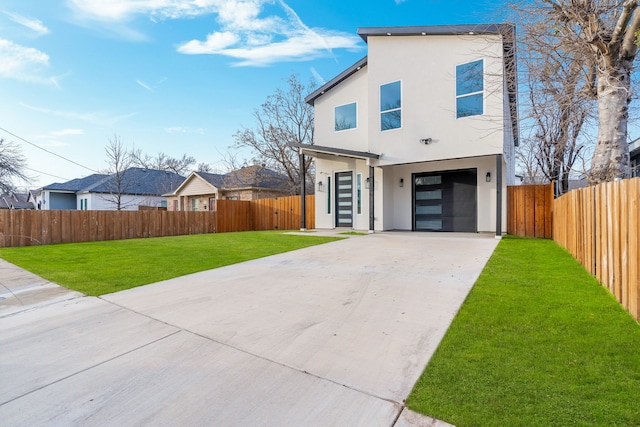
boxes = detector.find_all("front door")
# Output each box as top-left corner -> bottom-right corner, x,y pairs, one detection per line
335,171 -> 353,228
413,169 -> 477,232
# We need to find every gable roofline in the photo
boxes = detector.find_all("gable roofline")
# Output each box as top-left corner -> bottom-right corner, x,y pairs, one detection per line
164,171 -> 221,196
305,56 -> 368,106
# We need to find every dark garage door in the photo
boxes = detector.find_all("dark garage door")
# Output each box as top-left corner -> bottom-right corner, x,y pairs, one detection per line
413,169 -> 477,232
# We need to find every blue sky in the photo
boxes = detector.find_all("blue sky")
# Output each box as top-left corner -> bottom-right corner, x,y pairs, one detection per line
0,0 -> 505,188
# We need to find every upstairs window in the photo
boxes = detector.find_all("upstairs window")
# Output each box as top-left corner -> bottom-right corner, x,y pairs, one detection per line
335,103 -> 357,131
456,59 -> 484,118
380,81 -> 401,131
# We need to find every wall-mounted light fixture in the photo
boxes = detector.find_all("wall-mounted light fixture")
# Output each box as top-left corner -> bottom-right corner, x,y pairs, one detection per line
317,181 -> 325,192
486,172 -> 491,182
420,138 -> 433,145
399,178 -> 404,187
365,177 -> 371,189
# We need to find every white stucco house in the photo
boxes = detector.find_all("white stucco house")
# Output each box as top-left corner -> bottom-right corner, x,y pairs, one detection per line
298,24 -> 518,235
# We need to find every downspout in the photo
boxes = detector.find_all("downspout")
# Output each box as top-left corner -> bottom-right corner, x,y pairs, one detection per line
300,150 -> 307,231
368,163 -> 375,234
496,154 -> 503,239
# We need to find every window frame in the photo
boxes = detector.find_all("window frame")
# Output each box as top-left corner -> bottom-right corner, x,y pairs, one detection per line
334,102 -> 357,132
379,80 -> 402,131
455,59 -> 484,119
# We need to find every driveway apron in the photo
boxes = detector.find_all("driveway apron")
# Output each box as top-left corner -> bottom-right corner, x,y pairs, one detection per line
0,232 -> 498,426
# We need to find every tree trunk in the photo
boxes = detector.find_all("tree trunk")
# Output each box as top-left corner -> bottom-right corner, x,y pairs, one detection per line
591,68 -> 631,182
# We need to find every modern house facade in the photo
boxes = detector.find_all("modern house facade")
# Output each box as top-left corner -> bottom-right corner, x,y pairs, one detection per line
299,24 -> 518,234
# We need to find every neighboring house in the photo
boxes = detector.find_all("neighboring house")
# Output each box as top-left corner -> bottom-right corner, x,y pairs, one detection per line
629,137 -> 640,177
33,168 -> 184,210
298,24 -> 518,234
0,192 -> 34,209
165,165 -> 290,211
31,173 -> 109,210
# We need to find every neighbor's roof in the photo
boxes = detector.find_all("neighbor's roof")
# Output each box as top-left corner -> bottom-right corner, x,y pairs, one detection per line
43,173 -> 110,192
80,168 -> 185,196
0,192 -> 35,209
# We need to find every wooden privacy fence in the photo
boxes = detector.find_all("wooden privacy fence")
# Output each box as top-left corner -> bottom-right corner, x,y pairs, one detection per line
0,210 -> 217,247
507,183 -> 554,238
0,195 -> 315,248
216,195 -> 315,233
553,178 -> 640,321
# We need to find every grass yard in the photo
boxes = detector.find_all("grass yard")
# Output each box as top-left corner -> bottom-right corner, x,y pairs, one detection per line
407,236 -> 640,427
0,231 -> 341,296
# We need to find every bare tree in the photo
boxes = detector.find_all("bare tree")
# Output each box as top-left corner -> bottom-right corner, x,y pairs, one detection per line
0,138 -> 30,193
535,0 -> 640,183
233,74 -> 315,194
512,7 -> 596,194
196,162 -> 213,173
103,135 -> 134,210
131,150 -> 195,176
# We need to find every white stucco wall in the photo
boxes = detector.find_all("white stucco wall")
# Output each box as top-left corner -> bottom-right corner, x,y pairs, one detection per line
313,67 -> 369,152
366,34 -> 507,165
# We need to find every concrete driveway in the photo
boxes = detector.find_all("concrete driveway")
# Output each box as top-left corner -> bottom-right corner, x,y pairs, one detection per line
0,232 -> 498,426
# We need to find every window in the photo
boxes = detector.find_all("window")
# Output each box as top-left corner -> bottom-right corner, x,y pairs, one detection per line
456,59 -> 484,118
335,103 -> 357,131
356,173 -> 362,214
327,176 -> 331,214
380,81 -> 401,130
191,199 -> 199,211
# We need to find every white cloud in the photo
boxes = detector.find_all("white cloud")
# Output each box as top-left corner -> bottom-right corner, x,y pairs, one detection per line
309,67 -> 326,85
178,31 -> 239,53
2,11 -> 50,35
20,102 -> 136,126
0,39 -> 56,84
66,0 -> 363,66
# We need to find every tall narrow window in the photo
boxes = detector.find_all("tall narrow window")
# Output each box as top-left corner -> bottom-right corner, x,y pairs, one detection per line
335,103 -> 357,131
380,81 -> 401,131
356,173 -> 362,214
456,59 -> 484,118
327,176 -> 331,214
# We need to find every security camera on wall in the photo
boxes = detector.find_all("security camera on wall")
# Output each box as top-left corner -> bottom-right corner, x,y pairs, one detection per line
420,138 -> 433,145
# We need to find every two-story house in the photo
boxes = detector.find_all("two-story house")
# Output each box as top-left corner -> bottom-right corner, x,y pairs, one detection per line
298,24 -> 518,235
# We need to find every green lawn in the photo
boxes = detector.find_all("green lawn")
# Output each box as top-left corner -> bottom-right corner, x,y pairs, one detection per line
407,236 -> 640,427
0,231 -> 341,296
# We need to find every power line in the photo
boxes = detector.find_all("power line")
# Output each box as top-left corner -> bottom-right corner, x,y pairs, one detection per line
0,126 -> 100,174
23,167 -> 69,182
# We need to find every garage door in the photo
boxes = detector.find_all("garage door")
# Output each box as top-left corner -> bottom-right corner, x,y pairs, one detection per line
413,169 -> 477,232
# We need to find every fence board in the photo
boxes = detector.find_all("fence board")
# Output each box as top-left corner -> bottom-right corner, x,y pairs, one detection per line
507,183 -> 553,238
553,178 -> 640,322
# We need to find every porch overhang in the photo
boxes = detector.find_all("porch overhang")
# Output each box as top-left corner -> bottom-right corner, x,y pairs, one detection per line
295,144 -> 380,161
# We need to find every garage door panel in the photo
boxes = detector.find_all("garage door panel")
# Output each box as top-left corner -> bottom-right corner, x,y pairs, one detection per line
413,169 -> 477,232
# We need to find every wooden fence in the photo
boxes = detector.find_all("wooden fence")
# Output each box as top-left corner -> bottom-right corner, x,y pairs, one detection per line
0,195 -> 315,248
216,195 -> 315,233
553,178 -> 640,321
507,183 -> 554,238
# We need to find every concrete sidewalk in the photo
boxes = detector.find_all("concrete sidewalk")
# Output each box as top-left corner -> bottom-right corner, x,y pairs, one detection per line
0,232 -> 498,426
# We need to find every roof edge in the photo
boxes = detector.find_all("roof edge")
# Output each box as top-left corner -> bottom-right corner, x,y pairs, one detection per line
357,23 -> 515,42
305,56 -> 368,106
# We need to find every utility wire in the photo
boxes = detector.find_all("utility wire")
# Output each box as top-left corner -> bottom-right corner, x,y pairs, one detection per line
0,126 -> 100,174
23,166 -> 69,182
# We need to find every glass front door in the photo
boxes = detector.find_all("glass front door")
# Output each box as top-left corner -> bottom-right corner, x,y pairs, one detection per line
335,171 -> 353,227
